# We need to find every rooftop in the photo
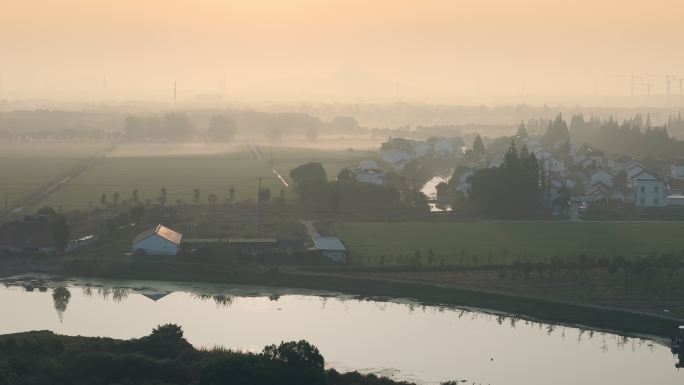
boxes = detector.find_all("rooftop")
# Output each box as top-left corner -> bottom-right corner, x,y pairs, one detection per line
313,236 -> 346,251
133,224 -> 182,246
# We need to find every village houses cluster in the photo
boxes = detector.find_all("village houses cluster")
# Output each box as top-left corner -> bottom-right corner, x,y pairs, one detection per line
351,134 -> 684,209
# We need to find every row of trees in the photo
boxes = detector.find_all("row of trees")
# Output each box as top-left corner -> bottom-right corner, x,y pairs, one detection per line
289,162 -> 403,211
567,113 -> 684,160
123,112 -> 361,142
95,186 -> 248,208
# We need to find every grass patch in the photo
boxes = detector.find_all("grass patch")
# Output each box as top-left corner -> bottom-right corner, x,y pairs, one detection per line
334,221 -> 684,265
0,142 -> 107,207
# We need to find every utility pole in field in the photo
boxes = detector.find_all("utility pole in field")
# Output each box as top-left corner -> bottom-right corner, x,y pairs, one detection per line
4,193 -> 7,217
256,176 -> 263,235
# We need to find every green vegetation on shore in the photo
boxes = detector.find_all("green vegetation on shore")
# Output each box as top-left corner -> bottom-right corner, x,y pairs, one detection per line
0,324 -> 417,385
334,221 -> 684,265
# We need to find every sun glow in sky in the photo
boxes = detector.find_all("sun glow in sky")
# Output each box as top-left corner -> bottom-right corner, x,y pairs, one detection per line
2,0 -> 684,102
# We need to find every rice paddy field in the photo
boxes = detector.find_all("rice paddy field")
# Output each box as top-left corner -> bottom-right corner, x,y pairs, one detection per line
28,141 -> 376,210
334,221 -> 684,265
0,143 -> 108,208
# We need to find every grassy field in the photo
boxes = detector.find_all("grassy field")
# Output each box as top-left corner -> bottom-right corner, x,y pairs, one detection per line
0,143 -> 107,208
334,221 -> 684,265
39,142 -> 374,210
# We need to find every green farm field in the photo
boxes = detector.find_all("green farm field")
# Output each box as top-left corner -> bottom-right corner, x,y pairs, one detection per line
0,142 -> 108,208
40,142 -> 375,210
334,221 -> 684,265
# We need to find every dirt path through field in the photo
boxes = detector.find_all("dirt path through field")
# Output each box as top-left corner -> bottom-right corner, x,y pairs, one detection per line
247,141 -> 289,188
9,144 -> 116,215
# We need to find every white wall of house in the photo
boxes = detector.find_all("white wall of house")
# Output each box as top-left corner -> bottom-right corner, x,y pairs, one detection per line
628,170 -> 655,188
668,195 -> 684,206
321,250 -> 346,263
634,178 -> 667,207
133,235 -> 180,255
671,164 -> 684,179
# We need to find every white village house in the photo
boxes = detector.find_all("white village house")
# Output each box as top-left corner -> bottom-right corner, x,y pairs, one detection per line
132,224 -> 183,255
353,159 -> 386,185
535,149 -> 565,175
312,236 -> 347,263
671,162 -> 684,180
381,149 -> 412,169
433,139 -> 455,156
634,175 -> 667,207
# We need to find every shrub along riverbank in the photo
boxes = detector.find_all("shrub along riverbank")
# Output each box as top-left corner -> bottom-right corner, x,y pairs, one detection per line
0,324 -> 420,385
56,259 -> 682,340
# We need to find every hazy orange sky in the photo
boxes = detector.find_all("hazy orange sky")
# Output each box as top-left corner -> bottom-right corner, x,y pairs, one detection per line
2,0 -> 684,104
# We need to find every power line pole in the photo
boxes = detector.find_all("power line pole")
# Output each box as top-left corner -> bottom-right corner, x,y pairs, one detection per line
256,176 -> 263,235
4,193 -> 7,217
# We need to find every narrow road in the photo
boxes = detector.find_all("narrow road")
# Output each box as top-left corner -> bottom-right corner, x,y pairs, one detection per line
9,144 -> 116,216
247,141 -> 289,188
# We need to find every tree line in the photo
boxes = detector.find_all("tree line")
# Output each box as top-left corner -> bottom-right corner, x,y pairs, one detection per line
467,141 -> 540,217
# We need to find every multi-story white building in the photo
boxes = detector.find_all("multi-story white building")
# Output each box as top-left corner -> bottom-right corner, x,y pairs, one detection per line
634,176 -> 667,207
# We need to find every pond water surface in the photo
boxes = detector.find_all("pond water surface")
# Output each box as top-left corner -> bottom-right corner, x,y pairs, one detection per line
0,275 -> 681,385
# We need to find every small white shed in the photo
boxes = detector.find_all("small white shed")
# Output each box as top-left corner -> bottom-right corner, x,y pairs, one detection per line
132,224 -> 183,256
313,236 -> 347,263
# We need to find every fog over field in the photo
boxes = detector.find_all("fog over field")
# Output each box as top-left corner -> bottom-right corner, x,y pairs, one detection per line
2,2 -> 684,385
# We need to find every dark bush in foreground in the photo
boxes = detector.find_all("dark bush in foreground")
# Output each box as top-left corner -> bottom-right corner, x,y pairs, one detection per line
0,325 -> 425,385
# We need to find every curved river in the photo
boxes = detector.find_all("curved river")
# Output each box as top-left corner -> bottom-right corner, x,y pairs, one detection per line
1,275 -> 681,385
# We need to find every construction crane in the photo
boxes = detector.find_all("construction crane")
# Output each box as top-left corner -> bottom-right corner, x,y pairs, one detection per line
636,81 -> 654,96
611,74 -> 642,98
650,74 -> 678,106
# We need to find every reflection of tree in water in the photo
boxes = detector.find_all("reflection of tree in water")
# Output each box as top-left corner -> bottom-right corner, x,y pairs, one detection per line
52,287 -> 71,322
96,287 -> 130,303
212,295 -> 233,308
81,286 -> 93,298
190,293 -> 233,308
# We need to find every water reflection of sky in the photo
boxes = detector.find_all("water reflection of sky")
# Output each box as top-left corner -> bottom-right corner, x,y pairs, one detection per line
1,276 -> 682,385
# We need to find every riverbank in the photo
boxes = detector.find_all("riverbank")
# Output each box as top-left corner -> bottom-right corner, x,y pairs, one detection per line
3,256 -> 681,339
5,259 -> 674,340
